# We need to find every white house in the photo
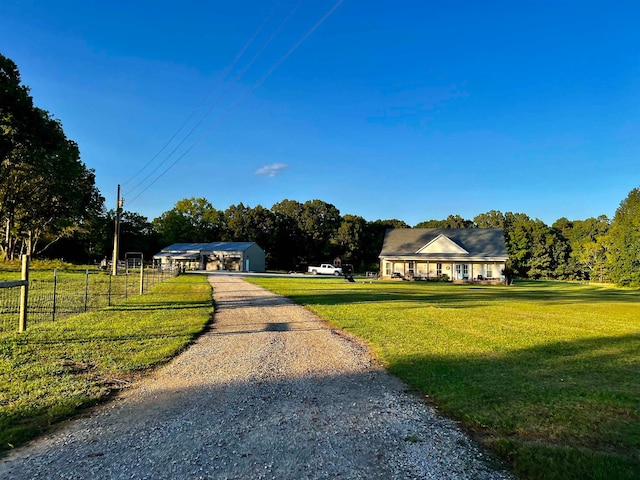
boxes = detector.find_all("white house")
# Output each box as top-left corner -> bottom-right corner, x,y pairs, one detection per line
153,242 -> 266,272
379,228 -> 509,283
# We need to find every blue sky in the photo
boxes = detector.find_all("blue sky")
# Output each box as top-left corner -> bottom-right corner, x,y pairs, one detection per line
2,1 -> 639,226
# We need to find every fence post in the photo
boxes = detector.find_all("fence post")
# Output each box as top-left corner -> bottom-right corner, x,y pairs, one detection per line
19,255 -> 29,332
140,265 -> 144,295
108,272 -> 112,307
125,271 -> 129,300
52,268 -> 58,322
84,269 -> 89,312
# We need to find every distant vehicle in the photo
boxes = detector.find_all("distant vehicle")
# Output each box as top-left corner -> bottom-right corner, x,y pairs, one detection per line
307,264 -> 343,276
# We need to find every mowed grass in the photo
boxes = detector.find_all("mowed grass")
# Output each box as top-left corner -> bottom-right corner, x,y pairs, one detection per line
246,277 -> 640,479
0,274 -> 212,451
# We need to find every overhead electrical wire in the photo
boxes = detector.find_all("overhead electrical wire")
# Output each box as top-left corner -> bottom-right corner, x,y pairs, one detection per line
126,0 -> 344,207
121,0 -> 282,190
124,0 -> 304,200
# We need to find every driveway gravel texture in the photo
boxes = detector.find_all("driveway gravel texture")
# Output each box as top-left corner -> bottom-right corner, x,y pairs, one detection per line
0,274 -> 514,479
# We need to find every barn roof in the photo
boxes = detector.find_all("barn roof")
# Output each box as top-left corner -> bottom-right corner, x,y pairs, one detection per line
160,242 -> 257,253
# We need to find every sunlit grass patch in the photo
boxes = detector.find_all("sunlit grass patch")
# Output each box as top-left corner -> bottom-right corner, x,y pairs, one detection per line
246,277 -> 640,479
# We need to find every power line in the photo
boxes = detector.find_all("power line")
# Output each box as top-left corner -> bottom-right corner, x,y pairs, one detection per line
127,0 -> 344,207
121,0 -> 282,190
124,0 -> 303,200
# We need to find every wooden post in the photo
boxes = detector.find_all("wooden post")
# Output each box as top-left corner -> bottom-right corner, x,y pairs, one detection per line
19,254 -> 29,332
52,268 -> 58,322
108,272 -> 112,307
84,269 -> 89,312
112,184 -> 122,276
139,255 -> 144,295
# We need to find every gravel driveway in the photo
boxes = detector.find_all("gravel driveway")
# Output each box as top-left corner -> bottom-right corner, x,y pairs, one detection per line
0,274 -> 513,479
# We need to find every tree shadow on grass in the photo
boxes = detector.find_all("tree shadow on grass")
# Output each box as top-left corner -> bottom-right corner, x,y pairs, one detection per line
107,302 -> 211,312
388,333 -> 640,479
263,280 -> 640,309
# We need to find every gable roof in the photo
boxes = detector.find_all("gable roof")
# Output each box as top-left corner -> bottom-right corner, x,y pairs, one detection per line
160,242 -> 259,253
416,234 -> 469,254
380,228 -> 508,261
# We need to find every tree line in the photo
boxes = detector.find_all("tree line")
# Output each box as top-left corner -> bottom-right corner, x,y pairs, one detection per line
2,52 -> 639,286
39,193 -> 639,287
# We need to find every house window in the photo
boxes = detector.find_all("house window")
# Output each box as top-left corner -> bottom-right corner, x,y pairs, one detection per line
408,261 -> 414,275
385,262 -> 392,276
436,263 -> 442,276
463,264 -> 469,275
486,264 -> 493,278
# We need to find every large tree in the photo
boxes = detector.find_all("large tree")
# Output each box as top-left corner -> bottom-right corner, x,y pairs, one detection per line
608,187 -> 640,286
269,199 -> 307,270
474,210 -> 506,229
332,214 -> 368,270
268,199 -> 342,270
153,197 -> 223,245
503,212 -> 536,278
1,53 -> 103,260
299,200 -> 342,263
362,219 -> 410,271
117,210 -> 160,260
223,203 -> 276,266
551,216 -> 610,281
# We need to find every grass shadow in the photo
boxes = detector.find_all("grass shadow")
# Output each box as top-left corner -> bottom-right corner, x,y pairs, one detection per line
389,334 -> 640,479
251,279 -> 640,309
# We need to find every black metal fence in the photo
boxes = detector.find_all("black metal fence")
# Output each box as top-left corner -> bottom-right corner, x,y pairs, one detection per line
0,264 -> 179,332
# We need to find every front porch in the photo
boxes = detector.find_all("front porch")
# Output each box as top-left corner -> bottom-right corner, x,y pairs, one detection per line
381,259 -> 506,284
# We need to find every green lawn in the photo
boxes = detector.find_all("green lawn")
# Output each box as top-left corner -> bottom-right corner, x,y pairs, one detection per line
246,277 -> 640,480
0,274 -> 212,451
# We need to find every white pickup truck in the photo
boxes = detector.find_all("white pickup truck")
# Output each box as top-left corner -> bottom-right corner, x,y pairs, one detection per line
307,264 -> 343,276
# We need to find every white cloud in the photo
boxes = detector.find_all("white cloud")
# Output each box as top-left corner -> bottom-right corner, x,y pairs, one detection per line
255,163 -> 288,177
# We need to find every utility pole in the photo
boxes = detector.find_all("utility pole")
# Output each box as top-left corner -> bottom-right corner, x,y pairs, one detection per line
112,184 -> 123,276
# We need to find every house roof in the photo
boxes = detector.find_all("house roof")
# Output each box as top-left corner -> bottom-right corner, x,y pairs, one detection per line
160,242 -> 258,253
153,251 -> 201,260
379,228 -> 508,261
153,242 -> 262,260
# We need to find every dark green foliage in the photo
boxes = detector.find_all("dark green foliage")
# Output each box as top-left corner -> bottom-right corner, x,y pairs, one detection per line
139,190 -> 635,280
331,214 -> 368,270
152,197 -> 224,246
473,210 -> 506,229
415,214 -> 474,229
608,188 -> 640,286
269,199 -> 307,270
1,53 -> 104,261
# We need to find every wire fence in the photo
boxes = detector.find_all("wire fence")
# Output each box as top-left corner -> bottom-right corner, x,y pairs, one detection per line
0,266 -> 179,333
